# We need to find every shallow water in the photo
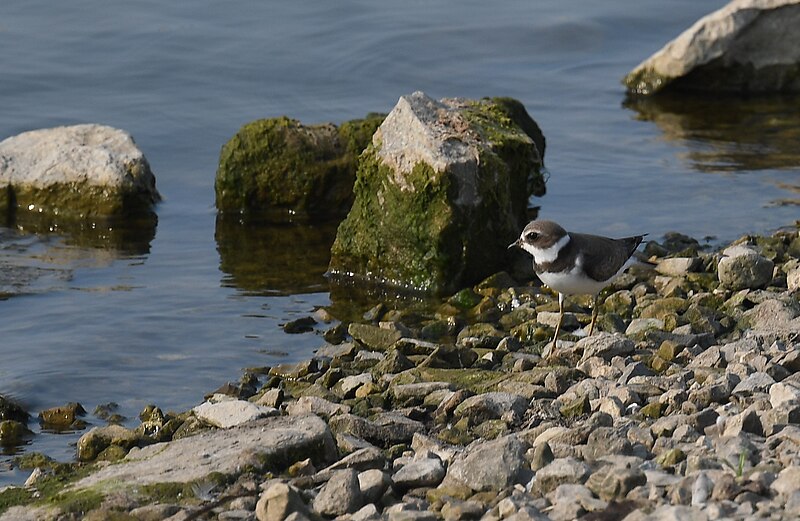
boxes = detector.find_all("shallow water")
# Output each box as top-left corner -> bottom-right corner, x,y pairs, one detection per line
2,0 -> 799,485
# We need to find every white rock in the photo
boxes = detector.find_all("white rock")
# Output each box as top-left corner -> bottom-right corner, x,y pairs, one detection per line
655,257 -> 700,276
788,267 -> 800,292
0,124 -> 159,217
193,399 -> 277,429
770,382 -> 800,408
624,0 -> 800,95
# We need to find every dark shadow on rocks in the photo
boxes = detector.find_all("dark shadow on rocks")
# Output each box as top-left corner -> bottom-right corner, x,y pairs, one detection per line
623,93 -> 800,173
215,215 -> 337,296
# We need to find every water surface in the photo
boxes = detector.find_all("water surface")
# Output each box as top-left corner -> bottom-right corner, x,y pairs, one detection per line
2,0 -> 799,485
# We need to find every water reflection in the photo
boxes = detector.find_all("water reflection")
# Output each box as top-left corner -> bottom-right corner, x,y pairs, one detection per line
215,216 -> 337,296
0,214 -> 157,298
624,94 -> 800,174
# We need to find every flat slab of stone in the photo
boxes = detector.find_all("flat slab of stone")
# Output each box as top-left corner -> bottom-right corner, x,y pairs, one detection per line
624,0 -> 800,95
72,414 -> 336,491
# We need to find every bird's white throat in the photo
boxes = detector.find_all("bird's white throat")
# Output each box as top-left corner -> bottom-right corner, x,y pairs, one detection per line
521,234 -> 570,264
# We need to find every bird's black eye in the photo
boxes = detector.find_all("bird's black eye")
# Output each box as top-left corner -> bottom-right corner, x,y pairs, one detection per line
525,231 -> 539,241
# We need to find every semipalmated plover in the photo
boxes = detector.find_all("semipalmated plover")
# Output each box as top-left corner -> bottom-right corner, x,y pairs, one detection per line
510,220 -> 645,343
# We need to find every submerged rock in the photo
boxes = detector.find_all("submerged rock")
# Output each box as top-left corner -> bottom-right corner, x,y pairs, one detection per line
0,124 -> 160,224
624,0 -> 800,95
215,114 -> 384,222
329,91 -> 546,295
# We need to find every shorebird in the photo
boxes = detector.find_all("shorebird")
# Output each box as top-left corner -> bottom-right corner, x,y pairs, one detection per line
509,220 -> 645,344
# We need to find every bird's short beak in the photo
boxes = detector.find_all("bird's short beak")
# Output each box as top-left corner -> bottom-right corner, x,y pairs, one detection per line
508,239 -> 520,250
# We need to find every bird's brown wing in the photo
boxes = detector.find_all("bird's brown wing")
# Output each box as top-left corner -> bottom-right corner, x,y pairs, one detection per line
571,232 -> 646,282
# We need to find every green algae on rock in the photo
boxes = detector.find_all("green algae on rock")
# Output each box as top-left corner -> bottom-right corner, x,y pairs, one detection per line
329,92 -> 546,295
623,0 -> 800,95
214,114 -> 384,222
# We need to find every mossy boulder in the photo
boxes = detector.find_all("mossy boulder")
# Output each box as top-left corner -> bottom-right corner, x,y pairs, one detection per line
215,114 -> 384,222
329,92 -> 546,295
0,124 -> 160,225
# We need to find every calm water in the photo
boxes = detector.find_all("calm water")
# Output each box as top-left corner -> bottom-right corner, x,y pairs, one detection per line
2,0 -> 799,484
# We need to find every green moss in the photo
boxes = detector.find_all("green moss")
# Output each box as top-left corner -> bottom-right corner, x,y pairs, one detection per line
215,114 -> 383,222
0,487 -> 33,515
329,97 -> 546,295
392,367 -> 508,394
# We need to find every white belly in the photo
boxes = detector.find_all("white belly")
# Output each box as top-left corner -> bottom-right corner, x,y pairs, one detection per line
537,269 -> 609,296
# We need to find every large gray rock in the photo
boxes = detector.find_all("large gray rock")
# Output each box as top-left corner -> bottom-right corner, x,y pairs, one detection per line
444,434 -> 529,492
453,392 -> 528,423
624,0 -> 800,95
72,415 -> 337,490
329,91 -> 545,295
534,457 -> 592,495
717,245 -> 774,290
392,458 -> 446,489
0,124 -> 159,222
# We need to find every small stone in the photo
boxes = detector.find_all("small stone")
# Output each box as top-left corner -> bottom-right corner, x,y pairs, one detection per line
256,482 -> 309,521
530,441 -> 555,471
640,401 -> 666,419
770,382 -> 800,409
76,424 -> 139,462
392,457 -> 446,489
285,396 -> 350,420
732,372 -> 775,396
656,257 -> 700,276
358,468 -> 391,505
453,392 -> 527,424
625,318 -> 664,336
656,448 -> 686,468
772,466 -> 800,498
444,434 -> 528,492
312,469 -> 363,516
38,402 -> 86,428
348,323 -> 402,351
559,394 -> 590,419
193,399 -> 276,429
535,457 -> 591,495
282,316 -> 317,334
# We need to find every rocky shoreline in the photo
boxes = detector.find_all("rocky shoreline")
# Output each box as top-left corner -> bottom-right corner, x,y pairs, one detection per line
1,222 -> 799,520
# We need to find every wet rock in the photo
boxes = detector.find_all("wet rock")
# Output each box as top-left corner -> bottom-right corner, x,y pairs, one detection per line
624,0 -> 800,95
534,457 -> 591,495
329,92 -> 545,295
328,413 -> 424,447
718,246 -> 775,290
193,398 -> 277,429
282,316 -> 317,334
0,395 -> 29,423
358,468 -> 391,504
444,434 -> 528,492
215,113 -> 383,221
0,124 -> 160,223
77,424 -> 139,461
313,468 -> 364,516
0,420 -> 32,446
392,457 -> 446,490
256,482 -> 310,521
